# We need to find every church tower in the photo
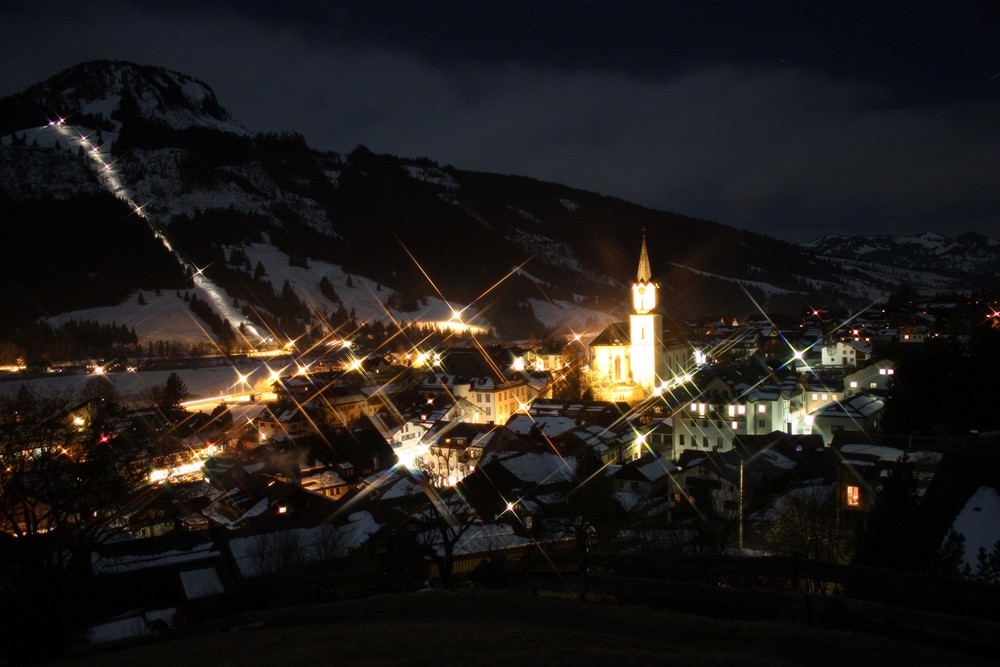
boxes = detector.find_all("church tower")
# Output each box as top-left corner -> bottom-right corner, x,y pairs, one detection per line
629,231 -> 665,389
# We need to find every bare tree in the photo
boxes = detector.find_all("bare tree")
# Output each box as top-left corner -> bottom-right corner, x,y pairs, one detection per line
247,530 -> 303,576
413,489 -> 479,588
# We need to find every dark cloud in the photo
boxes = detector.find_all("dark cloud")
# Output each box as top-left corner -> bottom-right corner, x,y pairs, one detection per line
1,1 -> 998,242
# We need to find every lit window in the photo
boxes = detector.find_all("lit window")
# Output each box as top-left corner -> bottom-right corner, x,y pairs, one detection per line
698,403 -> 706,415
731,421 -> 738,430
728,405 -> 735,417
887,369 -> 894,375
849,381 -> 858,388
738,405 -> 746,415
870,382 -> 878,389
879,368 -> 886,375
690,404 -> 697,412
821,394 -> 828,400
811,393 -> 818,400
846,485 -> 861,507
758,404 -> 766,413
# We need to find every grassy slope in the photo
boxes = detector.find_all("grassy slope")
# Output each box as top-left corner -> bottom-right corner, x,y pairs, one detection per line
53,590 -> 995,667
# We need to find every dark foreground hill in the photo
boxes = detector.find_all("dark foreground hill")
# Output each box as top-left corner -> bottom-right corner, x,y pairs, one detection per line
51,590 -> 994,667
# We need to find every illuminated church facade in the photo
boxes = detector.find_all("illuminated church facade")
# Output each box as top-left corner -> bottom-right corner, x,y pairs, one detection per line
588,234 -> 689,403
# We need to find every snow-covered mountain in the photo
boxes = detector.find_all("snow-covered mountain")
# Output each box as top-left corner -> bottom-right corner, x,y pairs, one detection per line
1,60 -> 996,352
803,232 -> 1000,280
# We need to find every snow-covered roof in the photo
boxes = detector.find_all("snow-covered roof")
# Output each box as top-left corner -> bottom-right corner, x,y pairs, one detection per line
633,457 -> 677,482
180,567 -> 225,599
481,451 -> 577,485
93,542 -> 219,574
505,414 -> 577,436
839,444 -> 904,462
815,393 -> 884,419
754,449 -> 796,471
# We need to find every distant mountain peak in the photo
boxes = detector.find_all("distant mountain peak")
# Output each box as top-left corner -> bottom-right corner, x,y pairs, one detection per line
0,59 -> 246,135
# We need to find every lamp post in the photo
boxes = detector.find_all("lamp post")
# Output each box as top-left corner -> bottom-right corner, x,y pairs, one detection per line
738,457 -> 744,556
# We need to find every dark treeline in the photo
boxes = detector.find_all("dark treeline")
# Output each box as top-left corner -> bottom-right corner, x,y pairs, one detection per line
0,192 -> 188,332
1,319 -> 136,364
188,294 -> 236,348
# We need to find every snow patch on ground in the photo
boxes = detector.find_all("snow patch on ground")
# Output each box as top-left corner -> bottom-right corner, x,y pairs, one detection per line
527,297 -> 615,332
950,486 -> 1000,573
508,229 -> 585,273
668,263 -> 801,296
405,165 -> 458,190
47,292 -> 215,346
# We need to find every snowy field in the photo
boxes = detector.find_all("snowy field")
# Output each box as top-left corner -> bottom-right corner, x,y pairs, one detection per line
0,360 -> 274,404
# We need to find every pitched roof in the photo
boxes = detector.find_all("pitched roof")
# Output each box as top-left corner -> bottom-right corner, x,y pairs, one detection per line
590,321 -> 631,347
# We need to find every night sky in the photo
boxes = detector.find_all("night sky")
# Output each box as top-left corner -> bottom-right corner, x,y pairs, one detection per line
1,1 -> 998,242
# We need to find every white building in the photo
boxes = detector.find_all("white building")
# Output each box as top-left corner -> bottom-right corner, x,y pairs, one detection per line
671,387 -> 792,459
821,340 -> 871,368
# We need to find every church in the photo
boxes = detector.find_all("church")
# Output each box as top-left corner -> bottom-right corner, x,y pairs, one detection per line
588,233 -> 690,403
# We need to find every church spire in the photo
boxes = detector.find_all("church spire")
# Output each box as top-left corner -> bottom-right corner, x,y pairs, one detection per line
637,228 -> 651,283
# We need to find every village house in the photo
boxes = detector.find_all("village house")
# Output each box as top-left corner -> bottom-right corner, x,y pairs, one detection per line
256,403 -> 314,442
843,360 -> 896,397
420,422 -> 515,487
384,397 -> 481,448
821,340 -> 871,368
671,385 -> 792,460
675,447 -> 797,520
613,453 -> 677,498
419,347 -> 544,426
799,377 -> 844,421
898,325 -> 930,343
811,393 -> 885,445
834,436 -> 942,513
319,386 -> 370,427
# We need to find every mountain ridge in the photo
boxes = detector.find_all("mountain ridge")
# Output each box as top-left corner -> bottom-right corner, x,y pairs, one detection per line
1,60 -> 996,353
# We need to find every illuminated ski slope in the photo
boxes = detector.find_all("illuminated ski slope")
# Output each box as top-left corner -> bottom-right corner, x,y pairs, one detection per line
47,118 -> 264,344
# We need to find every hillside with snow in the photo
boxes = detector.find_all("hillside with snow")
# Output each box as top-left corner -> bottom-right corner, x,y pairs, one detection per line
803,232 -> 1000,283
2,60 -> 998,352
